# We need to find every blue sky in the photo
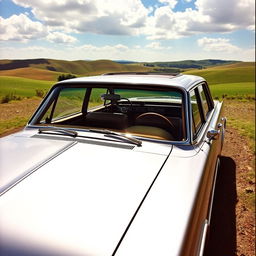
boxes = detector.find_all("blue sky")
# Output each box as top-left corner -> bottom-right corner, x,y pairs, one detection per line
0,0 -> 255,61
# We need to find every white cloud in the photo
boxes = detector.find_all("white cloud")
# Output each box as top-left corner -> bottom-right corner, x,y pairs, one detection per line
195,0 -> 255,28
197,37 -> 240,53
0,43 -> 254,61
47,32 -> 77,44
1,0 -> 255,44
12,0 -> 150,35
0,14 -> 47,41
79,44 -> 129,52
146,42 -> 164,49
144,0 -> 255,39
0,14 -> 78,44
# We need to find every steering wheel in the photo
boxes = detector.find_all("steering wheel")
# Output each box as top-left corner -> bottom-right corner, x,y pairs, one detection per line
135,112 -> 176,133
116,98 -> 133,113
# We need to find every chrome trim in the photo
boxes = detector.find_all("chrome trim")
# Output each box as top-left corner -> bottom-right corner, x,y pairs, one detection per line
192,101 -> 222,145
221,117 -> 227,128
207,129 -> 220,140
217,123 -> 223,128
198,220 -> 209,256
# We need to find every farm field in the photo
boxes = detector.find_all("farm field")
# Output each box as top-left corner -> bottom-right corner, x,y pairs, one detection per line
0,59 -> 255,256
184,62 -> 255,99
0,76 -> 52,98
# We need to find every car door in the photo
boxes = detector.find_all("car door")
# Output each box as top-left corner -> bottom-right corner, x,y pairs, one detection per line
183,83 -> 226,256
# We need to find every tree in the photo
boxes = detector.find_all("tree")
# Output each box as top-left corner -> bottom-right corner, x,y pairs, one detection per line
57,74 -> 77,81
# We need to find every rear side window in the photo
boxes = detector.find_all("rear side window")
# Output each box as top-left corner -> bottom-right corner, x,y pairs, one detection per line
190,89 -> 202,136
198,84 -> 211,117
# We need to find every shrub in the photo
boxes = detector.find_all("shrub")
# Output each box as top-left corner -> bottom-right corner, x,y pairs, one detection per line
35,89 -> 45,98
1,93 -> 22,104
57,74 -> 77,81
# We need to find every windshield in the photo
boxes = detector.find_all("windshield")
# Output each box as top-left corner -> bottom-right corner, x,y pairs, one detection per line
30,85 -> 186,142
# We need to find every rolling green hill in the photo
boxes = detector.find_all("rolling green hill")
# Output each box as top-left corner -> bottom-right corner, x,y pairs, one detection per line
0,67 -> 62,81
0,76 -> 52,98
0,59 -> 255,100
184,62 -> 254,84
0,59 -> 151,79
184,62 -> 255,98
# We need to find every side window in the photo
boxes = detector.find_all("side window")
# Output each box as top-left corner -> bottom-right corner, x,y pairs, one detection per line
190,89 -> 203,136
52,88 -> 86,120
40,88 -> 86,123
88,88 -> 107,110
198,84 -> 210,117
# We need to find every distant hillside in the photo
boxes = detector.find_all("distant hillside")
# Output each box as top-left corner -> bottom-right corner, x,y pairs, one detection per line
144,59 -> 239,69
112,60 -> 138,64
184,62 -> 255,84
0,59 -> 151,80
0,58 -> 251,82
0,67 -> 62,81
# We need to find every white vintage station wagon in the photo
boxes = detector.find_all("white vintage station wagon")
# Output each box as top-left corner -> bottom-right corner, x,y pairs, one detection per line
0,72 -> 226,256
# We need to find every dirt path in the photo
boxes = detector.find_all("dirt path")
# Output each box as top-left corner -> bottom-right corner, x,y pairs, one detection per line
223,128 -> 255,256
205,127 -> 255,256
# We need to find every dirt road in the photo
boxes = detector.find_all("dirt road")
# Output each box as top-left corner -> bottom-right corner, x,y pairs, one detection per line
204,127 -> 255,256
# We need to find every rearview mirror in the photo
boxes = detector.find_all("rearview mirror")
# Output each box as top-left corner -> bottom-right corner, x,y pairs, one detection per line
101,94 -> 121,101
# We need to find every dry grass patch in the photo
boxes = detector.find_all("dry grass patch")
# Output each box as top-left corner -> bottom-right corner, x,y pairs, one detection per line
0,98 -> 41,136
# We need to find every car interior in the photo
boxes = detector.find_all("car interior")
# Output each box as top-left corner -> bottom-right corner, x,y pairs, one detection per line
34,86 -> 186,141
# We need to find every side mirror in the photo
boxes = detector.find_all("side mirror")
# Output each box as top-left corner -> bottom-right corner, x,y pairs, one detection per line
207,129 -> 220,140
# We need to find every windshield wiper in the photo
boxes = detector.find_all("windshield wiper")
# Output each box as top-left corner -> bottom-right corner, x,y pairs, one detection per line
38,127 -> 141,146
88,129 -> 142,147
38,127 -> 78,137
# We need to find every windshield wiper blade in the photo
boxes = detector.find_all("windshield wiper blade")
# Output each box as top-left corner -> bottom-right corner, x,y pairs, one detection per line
105,133 -> 142,147
88,129 -> 142,147
38,127 -> 78,137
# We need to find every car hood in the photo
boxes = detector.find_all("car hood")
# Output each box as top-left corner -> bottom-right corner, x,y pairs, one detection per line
0,133 -> 171,256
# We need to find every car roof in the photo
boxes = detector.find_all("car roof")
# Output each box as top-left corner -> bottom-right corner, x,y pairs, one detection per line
57,73 -> 206,91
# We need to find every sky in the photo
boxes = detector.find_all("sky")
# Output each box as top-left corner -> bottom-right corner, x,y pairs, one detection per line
0,0 -> 255,62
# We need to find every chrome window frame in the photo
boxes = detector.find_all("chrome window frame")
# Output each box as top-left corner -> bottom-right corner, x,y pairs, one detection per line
188,82 -> 215,145
28,82 -> 191,146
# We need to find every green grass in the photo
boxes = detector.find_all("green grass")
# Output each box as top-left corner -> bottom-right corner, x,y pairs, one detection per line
0,76 -> 53,98
0,117 -> 28,134
210,82 -> 255,99
229,117 -> 255,139
184,63 -> 255,85
184,63 -> 255,99
223,100 -> 255,151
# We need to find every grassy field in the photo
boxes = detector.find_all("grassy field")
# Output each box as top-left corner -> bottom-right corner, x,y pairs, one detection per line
0,61 -> 254,134
0,76 -> 53,98
209,82 -> 254,99
184,62 -> 255,99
